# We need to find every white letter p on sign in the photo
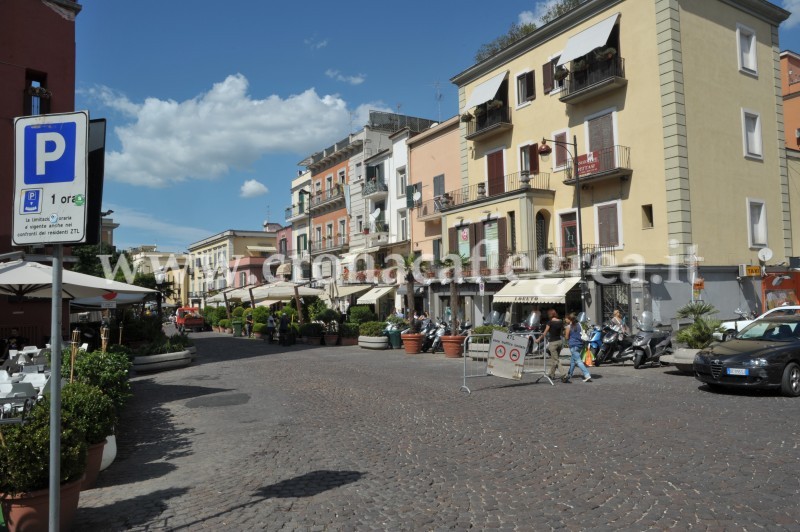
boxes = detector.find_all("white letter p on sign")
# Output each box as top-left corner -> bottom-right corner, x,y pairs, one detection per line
35,132 -> 66,175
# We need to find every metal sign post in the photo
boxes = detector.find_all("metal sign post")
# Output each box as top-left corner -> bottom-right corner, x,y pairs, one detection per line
49,245 -> 63,531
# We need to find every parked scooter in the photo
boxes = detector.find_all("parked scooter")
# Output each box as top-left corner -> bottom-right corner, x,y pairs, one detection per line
419,318 -> 437,352
622,312 -> 672,369
586,323 -> 603,359
429,319 -> 450,354
594,323 -> 634,366
508,310 -> 542,354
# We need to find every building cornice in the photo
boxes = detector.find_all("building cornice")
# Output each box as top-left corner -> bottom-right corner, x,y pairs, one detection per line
406,116 -> 459,146
188,230 -> 277,251
718,0 -> 790,26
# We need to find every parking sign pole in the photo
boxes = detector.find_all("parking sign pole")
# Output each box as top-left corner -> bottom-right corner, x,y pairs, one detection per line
49,244 -> 63,530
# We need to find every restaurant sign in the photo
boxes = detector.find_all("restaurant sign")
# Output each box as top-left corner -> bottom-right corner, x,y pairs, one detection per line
577,151 -> 601,175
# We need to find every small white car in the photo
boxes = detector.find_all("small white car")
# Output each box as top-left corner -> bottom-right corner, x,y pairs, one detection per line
716,305 -> 800,341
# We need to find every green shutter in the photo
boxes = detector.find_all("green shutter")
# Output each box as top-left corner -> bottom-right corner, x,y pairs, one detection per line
406,185 -> 415,208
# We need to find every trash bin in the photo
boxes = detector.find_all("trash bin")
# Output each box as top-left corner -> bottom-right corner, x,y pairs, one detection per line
386,329 -> 401,349
232,321 -> 243,338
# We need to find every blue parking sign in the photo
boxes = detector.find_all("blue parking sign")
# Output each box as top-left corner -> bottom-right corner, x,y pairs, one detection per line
21,189 -> 42,214
24,122 -> 76,184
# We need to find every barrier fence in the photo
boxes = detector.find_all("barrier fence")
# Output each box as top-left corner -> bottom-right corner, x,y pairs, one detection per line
461,332 -> 558,394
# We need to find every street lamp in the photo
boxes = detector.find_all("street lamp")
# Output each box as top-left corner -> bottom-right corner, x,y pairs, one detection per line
298,189 -> 312,278
540,134 -> 587,315
154,269 -> 166,319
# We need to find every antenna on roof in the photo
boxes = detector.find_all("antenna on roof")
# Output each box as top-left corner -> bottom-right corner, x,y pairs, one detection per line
433,81 -> 443,123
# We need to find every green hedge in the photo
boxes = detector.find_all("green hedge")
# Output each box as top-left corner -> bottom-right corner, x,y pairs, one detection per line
253,322 -> 266,334
340,323 -> 360,338
359,321 -> 386,337
349,305 -> 377,324
299,322 -> 324,337
219,319 -> 231,329
471,325 -> 507,343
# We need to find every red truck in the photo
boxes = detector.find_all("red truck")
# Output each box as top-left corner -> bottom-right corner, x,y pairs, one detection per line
176,307 -> 206,333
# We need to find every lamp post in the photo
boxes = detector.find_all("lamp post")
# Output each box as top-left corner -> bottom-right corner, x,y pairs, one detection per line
298,189 -> 312,281
154,269 -> 166,320
540,134 -> 587,315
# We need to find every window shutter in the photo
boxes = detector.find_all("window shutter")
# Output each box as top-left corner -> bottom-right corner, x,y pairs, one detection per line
474,222 -> 485,270
433,174 -> 445,197
406,185 -> 416,208
598,204 -> 619,247
525,71 -> 535,100
498,217 -> 508,265
555,132 -> 568,167
529,143 -> 540,175
433,239 -> 441,264
448,227 -> 458,254
543,62 -> 553,94
40,94 -> 50,115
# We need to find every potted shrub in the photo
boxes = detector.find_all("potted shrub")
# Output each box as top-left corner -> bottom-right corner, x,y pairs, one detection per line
0,400 -> 87,532
299,322 -> 324,345
359,321 -> 389,350
554,65 -> 569,81
460,112 -> 473,122
319,308 -> 341,346
219,318 -> 232,334
349,305 -> 377,324
486,99 -> 503,110
252,322 -> 266,339
400,318 -> 424,355
666,302 -> 724,373
467,325 -> 506,358
339,323 -> 360,346
61,381 -> 117,490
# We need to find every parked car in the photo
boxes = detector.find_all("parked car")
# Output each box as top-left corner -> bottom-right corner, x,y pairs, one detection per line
693,315 -> 800,397
715,305 -> 800,341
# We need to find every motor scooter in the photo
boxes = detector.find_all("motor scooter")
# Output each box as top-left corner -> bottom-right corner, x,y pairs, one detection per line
508,310 -> 542,354
622,312 -> 672,369
429,319 -> 450,354
419,319 -> 437,352
594,323 -> 634,366
586,323 -> 603,359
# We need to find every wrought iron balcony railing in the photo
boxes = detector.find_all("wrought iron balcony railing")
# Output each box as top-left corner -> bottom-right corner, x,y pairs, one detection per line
438,171 -> 551,212
465,105 -> 512,140
562,145 -> 632,185
285,204 -> 307,221
363,180 -> 388,197
560,56 -> 627,103
310,186 -> 345,209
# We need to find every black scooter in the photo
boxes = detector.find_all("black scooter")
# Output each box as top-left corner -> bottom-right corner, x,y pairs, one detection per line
594,323 -> 634,366
623,313 -> 672,369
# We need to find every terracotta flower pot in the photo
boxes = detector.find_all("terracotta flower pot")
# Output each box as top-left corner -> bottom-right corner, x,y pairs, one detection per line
401,333 -> 424,355
441,335 -> 467,358
82,439 -> 107,490
324,334 -> 339,346
1,476 -> 83,532
307,336 -> 322,345
340,337 -> 358,346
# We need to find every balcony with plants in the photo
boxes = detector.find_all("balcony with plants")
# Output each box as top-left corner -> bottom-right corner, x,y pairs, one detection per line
463,98 -> 512,141
363,179 -> 388,200
559,47 -> 627,104
309,185 -> 345,212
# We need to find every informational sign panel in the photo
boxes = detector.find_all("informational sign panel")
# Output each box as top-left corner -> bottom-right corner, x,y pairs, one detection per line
487,330 -> 527,380
13,111 -> 89,245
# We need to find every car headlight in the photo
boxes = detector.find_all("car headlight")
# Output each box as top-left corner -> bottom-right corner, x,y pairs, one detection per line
693,353 -> 704,364
742,358 -> 769,367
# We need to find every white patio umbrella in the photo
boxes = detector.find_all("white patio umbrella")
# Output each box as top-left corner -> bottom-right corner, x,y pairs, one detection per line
0,259 -> 157,299
250,280 -> 324,301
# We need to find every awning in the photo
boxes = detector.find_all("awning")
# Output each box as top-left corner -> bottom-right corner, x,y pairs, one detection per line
356,286 -> 395,305
333,284 -> 372,298
492,277 -> 580,304
557,13 -> 620,66
464,71 -> 508,110
247,245 -> 277,253
276,263 -> 292,276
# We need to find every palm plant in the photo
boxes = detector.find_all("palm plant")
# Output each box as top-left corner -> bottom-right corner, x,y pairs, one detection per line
675,302 -> 722,349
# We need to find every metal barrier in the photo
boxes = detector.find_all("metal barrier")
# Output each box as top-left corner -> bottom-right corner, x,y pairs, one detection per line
461,332 -> 556,394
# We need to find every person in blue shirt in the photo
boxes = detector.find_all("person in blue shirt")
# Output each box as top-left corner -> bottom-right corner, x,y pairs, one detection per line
562,313 -> 592,383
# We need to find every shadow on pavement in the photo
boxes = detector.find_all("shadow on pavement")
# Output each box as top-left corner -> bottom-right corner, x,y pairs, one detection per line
74,487 -> 190,531
186,334 -> 324,367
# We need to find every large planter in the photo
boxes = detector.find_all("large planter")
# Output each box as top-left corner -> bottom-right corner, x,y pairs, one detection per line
1,476 -> 83,532
132,350 -> 192,373
660,348 -> 700,374
401,333 -> 424,355
100,434 -> 117,471
358,336 -> 388,350
323,334 -> 339,346
467,341 -> 490,360
441,335 -> 467,358
82,439 -> 107,490
340,337 -> 358,346
307,336 -> 322,345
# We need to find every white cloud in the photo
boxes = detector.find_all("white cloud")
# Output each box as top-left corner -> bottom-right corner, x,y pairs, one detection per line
93,74 -> 354,187
783,0 -> 800,28
78,85 -> 140,117
519,1 -> 561,25
106,204 -> 210,249
240,179 -> 269,198
304,37 -> 328,49
325,69 -> 366,85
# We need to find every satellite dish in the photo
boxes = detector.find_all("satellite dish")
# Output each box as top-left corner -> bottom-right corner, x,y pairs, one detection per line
369,208 -> 381,221
412,191 -> 421,202
758,248 -> 773,263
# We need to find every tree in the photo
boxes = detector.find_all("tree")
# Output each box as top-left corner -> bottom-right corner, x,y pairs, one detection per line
71,242 -> 124,278
539,0 -> 586,25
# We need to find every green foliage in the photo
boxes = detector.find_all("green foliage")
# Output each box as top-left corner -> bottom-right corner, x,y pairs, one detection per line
677,318 -> 723,349
167,332 -> 193,348
71,242 -> 125,279
252,306 -> 270,324
471,325 -> 507,343
676,302 -> 718,320
243,308 -> 253,318
340,323 -> 360,338
359,321 -> 387,337
0,400 -> 87,495
475,22 -> 536,63
386,315 -> 408,328
280,304 -> 298,322
253,322 -> 266,334
290,322 -> 301,336
232,306 -> 245,318
219,319 -> 231,329
349,305 -> 377,324
308,298 -> 329,322
132,272 -> 158,290
299,322 -> 324,337
121,313 -> 166,344
69,349 -> 132,411
61,382 -> 117,445
539,0 -> 585,24
214,307 -> 228,323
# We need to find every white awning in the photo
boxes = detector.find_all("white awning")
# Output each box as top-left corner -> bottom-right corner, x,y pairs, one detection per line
247,245 -> 277,253
463,71 -> 508,110
333,284 -> 372,298
557,13 -> 620,66
356,286 -> 395,305
492,277 -> 580,304
275,263 -> 292,276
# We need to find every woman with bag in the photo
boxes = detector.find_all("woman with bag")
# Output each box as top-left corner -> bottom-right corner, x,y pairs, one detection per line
562,313 -> 592,383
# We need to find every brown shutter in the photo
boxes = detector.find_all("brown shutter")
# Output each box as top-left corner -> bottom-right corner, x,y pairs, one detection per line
448,227 -> 458,254
487,151 -> 505,196
525,71 -> 535,100
555,132 -> 568,168
498,217 -> 508,265
474,222 -> 485,271
598,204 -> 619,247
543,62 -> 553,94
529,143 -> 540,175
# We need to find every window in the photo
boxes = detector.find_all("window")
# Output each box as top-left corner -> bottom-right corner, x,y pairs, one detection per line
338,219 -> 346,241
433,239 -> 442,264
543,56 -> 565,94
338,169 -> 346,184
296,234 -> 307,252
516,71 -> 535,105
355,162 -> 363,181
509,212 -> 517,253
239,272 -> 247,287
433,174 -> 445,197
315,227 -> 322,244
397,166 -> 407,196
484,220 -> 499,269
399,211 -> 408,241
742,110 -> 762,158
747,198 -> 767,248
596,201 -> 622,248
24,71 -> 50,116
315,181 -> 322,194
279,238 -> 288,254
642,205 -> 654,229
553,131 -> 568,169
457,226 -> 471,257
559,212 -> 578,253
737,23 -> 757,75
519,143 -> 540,175
356,215 -> 363,233
326,223 -> 333,238
326,175 -> 333,190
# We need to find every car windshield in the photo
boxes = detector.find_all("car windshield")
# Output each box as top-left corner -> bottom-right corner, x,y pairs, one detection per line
736,320 -> 800,341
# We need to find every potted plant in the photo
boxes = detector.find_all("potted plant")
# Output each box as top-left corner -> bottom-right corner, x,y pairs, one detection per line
61,381 -> 117,490
460,112 -> 473,122
219,318 -> 232,334
356,270 -> 367,282
666,302 -> 724,373
400,318 -> 424,355
299,322 -> 324,345
358,321 -> 389,349
339,323 -> 360,346
486,99 -> 503,110
572,58 -> 589,71
467,325 -> 506,358
318,308 -> 341,346
554,65 -> 569,81
593,46 -> 617,60
0,400 -> 87,532
252,322 -> 266,339
349,305 -> 377,324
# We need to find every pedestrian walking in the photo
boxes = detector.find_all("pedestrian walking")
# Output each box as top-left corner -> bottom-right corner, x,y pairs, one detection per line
562,313 -> 592,383
536,308 -> 564,379
266,314 -> 276,343
278,313 -> 290,346
245,313 -> 254,338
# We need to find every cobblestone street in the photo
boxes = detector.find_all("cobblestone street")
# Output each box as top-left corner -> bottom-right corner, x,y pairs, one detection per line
75,333 -> 800,530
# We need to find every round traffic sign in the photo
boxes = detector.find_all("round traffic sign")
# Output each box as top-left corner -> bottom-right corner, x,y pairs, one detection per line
494,345 -> 506,359
509,348 -> 521,362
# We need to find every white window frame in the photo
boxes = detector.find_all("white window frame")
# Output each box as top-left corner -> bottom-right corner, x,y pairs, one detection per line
515,69 -> 533,109
355,162 -> 363,181
736,23 -> 758,76
483,146 -> 507,192
338,169 -> 346,184
741,108 -> 763,159
550,129 -> 569,172
746,197 -> 768,248
593,199 -> 624,251
325,174 -> 333,190
338,218 -> 347,241
517,140 -> 535,174
397,166 -> 407,197
398,210 -> 408,241
555,208 -> 579,250
548,52 -> 566,95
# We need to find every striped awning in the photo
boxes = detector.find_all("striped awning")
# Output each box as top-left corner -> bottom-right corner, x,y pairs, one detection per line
492,277 -> 580,304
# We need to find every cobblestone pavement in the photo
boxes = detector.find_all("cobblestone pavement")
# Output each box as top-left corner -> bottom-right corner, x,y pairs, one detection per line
74,333 -> 800,530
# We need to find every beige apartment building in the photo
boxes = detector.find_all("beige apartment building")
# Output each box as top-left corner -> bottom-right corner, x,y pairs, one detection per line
129,246 -> 189,307
445,0 -> 792,324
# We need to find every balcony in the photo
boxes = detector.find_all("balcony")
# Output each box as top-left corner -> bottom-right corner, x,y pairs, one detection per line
363,179 -> 388,200
417,198 -> 443,221
309,185 -> 346,212
438,171 -> 551,212
310,235 -> 349,254
562,145 -> 632,185
559,56 -> 627,104
285,204 -> 308,223
465,105 -> 512,141
454,246 -> 618,275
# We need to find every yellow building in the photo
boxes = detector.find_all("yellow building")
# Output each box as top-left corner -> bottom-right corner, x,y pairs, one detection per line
129,246 -> 189,307
447,0 -> 792,324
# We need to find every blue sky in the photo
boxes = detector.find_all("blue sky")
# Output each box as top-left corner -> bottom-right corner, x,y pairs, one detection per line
75,0 -> 800,253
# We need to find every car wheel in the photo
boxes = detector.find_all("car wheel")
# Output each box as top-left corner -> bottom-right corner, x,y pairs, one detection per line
781,362 -> 800,397
633,352 -> 644,369
722,330 -> 735,342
